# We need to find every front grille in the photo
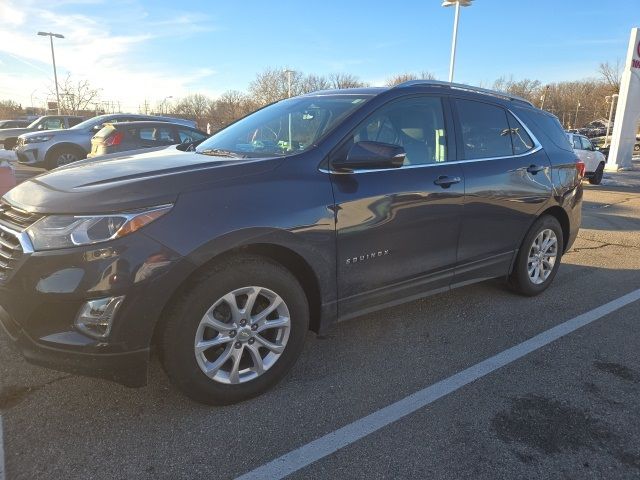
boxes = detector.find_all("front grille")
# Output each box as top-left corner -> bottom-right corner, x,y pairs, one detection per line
0,202 -> 40,283
0,202 -> 41,230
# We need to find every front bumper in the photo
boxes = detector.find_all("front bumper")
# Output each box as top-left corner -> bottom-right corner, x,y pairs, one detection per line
0,231 -> 194,387
15,144 -> 44,166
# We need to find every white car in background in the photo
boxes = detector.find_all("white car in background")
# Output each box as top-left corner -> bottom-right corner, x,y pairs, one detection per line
566,132 -> 606,185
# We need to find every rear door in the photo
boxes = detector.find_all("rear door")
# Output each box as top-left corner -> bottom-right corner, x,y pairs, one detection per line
452,98 -> 553,285
330,95 -> 464,319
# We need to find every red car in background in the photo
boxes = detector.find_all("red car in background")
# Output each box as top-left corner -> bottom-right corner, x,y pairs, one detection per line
0,161 -> 16,196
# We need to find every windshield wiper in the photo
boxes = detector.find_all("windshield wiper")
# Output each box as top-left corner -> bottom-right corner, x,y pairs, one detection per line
197,148 -> 246,159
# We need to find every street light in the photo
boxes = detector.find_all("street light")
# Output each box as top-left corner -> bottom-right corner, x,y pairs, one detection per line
283,69 -> 295,151
37,31 -> 64,115
604,94 -> 619,147
161,96 -> 173,115
283,69 -> 295,98
573,102 -> 582,129
442,0 -> 473,83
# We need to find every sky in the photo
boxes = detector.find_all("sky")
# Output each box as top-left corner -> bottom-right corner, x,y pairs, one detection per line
0,0 -> 637,113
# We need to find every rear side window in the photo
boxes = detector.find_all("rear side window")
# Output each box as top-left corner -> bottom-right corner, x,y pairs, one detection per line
506,112 -> 534,154
68,117 -> 83,127
178,128 -> 207,143
138,126 -> 177,143
572,136 -> 582,149
456,99 -> 512,160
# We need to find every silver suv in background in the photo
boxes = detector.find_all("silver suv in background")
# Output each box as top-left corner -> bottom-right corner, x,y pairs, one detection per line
15,114 -> 197,169
0,115 -> 84,150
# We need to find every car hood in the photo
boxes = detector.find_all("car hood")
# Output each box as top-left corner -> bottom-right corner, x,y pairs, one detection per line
4,147 -> 285,214
19,128 -> 71,139
0,127 -> 35,140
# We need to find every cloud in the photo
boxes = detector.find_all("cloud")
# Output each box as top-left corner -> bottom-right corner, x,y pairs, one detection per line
0,0 -> 219,111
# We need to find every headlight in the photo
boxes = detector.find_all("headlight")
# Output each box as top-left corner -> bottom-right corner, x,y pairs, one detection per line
23,135 -> 54,144
26,204 -> 173,251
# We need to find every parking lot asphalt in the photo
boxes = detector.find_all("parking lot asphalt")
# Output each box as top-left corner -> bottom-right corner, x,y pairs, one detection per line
1,161 -> 640,480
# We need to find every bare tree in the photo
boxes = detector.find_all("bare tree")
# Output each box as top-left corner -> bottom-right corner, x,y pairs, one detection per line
209,90 -> 257,131
598,59 -> 622,92
0,100 -> 22,119
328,73 -> 368,89
54,74 -> 100,115
171,93 -> 213,124
385,71 -> 436,86
249,68 -> 307,105
493,76 -> 542,103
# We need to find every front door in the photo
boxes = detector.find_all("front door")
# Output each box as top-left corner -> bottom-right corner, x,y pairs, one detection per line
329,95 -> 465,319
452,98 -> 554,285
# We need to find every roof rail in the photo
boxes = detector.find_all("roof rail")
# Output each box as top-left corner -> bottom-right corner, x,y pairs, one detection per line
393,80 -> 534,107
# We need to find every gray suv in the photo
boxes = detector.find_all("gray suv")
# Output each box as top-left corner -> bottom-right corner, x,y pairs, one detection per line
0,115 -> 84,150
15,114 -> 197,169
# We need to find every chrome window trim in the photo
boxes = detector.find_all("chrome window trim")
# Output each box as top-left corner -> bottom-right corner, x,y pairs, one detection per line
0,223 -> 35,254
321,108 -> 543,175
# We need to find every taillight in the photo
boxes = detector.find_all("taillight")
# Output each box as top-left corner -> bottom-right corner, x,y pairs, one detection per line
104,132 -> 123,147
576,159 -> 586,179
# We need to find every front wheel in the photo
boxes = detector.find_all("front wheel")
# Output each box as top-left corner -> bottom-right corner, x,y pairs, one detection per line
509,215 -> 563,296
589,164 -> 604,185
46,147 -> 83,169
161,255 -> 309,405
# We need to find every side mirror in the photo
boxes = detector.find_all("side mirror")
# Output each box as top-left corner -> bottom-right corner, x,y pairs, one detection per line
333,141 -> 406,172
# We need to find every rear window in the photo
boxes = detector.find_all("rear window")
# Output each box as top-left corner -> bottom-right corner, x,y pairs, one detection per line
94,125 -> 116,138
519,109 -> 573,153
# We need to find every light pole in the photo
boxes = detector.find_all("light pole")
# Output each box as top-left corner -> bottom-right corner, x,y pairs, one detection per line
573,102 -> 581,129
283,69 -> 295,151
161,96 -> 173,115
37,31 -> 64,115
442,0 -> 473,83
283,69 -> 294,98
604,94 -> 619,147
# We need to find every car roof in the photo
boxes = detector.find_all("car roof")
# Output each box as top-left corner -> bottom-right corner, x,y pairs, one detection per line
105,121 -> 202,130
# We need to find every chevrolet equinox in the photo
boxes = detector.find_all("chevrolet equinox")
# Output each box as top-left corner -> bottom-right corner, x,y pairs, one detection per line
0,81 -> 583,405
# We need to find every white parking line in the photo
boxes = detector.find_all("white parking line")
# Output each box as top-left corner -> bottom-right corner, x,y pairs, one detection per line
237,288 -> 640,480
0,415 -> 5,480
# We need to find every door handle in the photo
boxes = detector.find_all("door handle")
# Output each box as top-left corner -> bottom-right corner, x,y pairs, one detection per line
433,175 -> 462,188
526,164 -> 545,174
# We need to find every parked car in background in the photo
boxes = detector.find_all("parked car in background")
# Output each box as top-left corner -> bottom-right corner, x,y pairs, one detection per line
88,121 -> 208,158
595,137 -> 640,159
1,81 -> 583,405
0,119 -> 31,129
566,132 -> 606,184
0,115 -> 84,150
15,114 -> 197,169
0,160 -> 16,196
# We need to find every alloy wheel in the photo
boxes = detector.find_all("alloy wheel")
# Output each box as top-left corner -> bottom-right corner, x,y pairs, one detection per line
527,228 -> 558,285
194,286 -> 291,384
57,152 -> 78,166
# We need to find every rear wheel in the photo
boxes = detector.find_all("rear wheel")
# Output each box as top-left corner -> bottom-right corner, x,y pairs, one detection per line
46,146 -> 84,169
509,215 -> 563,296
161,255 -> 309,405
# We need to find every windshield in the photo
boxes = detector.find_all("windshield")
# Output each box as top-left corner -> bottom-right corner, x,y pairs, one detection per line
196,95 -> 372,158
27,117 -> 44,128
70,114 -> 112,130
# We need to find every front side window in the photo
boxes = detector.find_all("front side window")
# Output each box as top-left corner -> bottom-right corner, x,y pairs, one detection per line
341,96 -> 448,166
580,137 -> 593,151
196,95 -> 372,158
42,118 -> 64,130
178,128 -> 207,143
456,99 -> 512,160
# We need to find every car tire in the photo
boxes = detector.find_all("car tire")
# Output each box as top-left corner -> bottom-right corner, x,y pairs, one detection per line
161,255 -> 309,405
588,163 -> 604,185
634,144 -> 640,152
46,146 -> 85,170
509,215 -> 564,297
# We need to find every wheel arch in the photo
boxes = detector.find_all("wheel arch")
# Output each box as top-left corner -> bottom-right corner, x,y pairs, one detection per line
45,142 -> 87,163
152,242 -> 325,352
538,205 -> 571,253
